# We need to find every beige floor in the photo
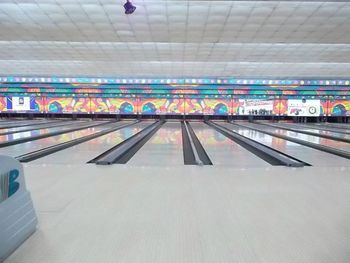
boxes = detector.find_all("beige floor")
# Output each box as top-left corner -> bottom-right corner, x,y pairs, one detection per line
4,164 -> 350,263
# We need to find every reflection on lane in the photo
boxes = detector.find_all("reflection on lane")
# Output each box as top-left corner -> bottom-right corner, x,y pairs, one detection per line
222,122 -> 350,167
311,123 -> 350,129
0,120 -> 57,129
0,122 -> 120,157
270,123 -> 350,140
230,126 -> 289,149
0,121 -> 102,143
246,122 -> 350,152
0,120 -> 84,135
31,121 -> 151,164
193,122 -> 270,167
128,122 -> 183,166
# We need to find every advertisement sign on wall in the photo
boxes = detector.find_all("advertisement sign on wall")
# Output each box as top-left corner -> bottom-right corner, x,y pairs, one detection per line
6,97 -> 35,112
287,99 -> 321,116
238,99 -> 274,115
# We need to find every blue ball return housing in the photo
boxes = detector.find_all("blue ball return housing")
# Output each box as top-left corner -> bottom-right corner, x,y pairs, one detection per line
0,155 -> 37,262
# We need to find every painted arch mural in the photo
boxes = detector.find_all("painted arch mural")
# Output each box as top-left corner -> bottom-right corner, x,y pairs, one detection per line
0,96 -> 350,116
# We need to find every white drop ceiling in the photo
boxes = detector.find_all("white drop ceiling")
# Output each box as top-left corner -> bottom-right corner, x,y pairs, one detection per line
0,0 -> 350,78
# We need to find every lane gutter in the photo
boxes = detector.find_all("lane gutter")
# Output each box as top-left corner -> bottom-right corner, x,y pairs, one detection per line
182,121 -> 212,165
181,121 -> 197,165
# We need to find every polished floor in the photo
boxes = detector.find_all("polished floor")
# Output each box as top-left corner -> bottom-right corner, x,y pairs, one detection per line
6,165 -> 350,263
2,119 -> 350,263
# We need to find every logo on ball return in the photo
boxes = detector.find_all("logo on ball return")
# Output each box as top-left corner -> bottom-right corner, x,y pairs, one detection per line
0,169 -> 20,203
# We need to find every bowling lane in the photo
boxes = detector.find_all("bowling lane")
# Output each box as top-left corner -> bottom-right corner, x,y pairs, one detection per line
269,122 -> 350,139
0,119 -> 56,128
32,121 -> 153,164
303,123 -> 350,133
0,120 -> 84,134
0,121 -> 125,158
128,121 -> 184,166
242,122 -> 350,153
191,122 -> 270,167
313,123 -> 350,129
220,122 -> 350,167
0,120 -> 99,143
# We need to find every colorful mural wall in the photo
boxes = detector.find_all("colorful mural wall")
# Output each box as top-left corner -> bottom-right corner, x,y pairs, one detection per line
33,97 -> 45,112
0,78 -> 350,116
46,97 -> 90,113
1,96 -> 350,116
184,98 -> 231,115
328,100 -> 350,116
139,98 -> 183,115
0,97 -> 6,112
90,98 -> 138,114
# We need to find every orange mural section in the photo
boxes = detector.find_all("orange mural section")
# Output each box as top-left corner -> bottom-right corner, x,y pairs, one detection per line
232,99 -> 240,115
34,97 -> 45,112
278,99 -> 288,115
0,97 -> 6,112
320,100 -> 328,116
